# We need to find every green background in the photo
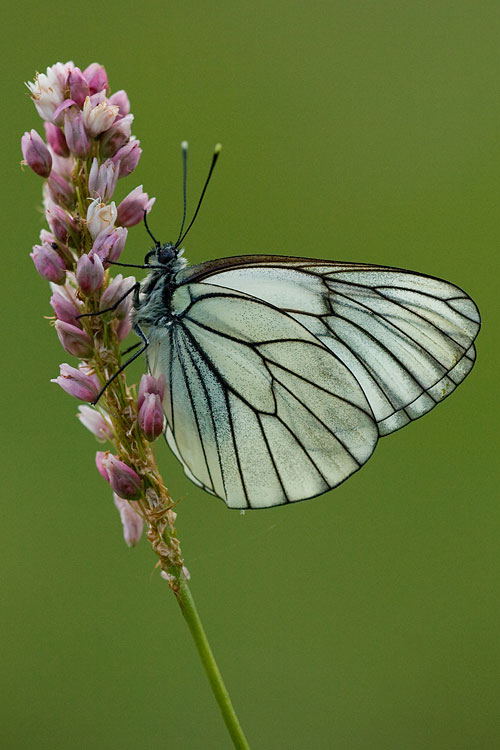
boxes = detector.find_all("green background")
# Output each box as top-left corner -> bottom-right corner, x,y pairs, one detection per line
2,2 -> 499,748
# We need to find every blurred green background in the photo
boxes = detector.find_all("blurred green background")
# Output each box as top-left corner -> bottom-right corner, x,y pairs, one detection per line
2,1 -> 499,748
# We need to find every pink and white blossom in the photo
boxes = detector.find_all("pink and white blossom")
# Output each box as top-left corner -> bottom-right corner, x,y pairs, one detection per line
99,114 -> 134,158
68,67 -> 89,107
76,252 -> 105,295
138,374 -> 166,410
44,122 -> 69,157
99,274 -> 136,318
138,392 -> 165,441
91,226 -> 128,265
111,138 -> 141,177
82,96 -> 119,137
83,63 -> 108,95
55,320 -> 93,358
77,405 -> 112,441
96,452 -> 143,500
108,90 -> 130,118
86,198 -> 117,238
47,172 -> 74,206
31,242 -> 66,283
50,284 -> 83,325
63,108 -> 91,157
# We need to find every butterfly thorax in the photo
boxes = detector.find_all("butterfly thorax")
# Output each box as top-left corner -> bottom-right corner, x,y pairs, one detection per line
133,242 -> 188,328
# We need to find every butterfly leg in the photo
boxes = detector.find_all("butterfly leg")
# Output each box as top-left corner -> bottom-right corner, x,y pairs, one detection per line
92,323 -> 149,405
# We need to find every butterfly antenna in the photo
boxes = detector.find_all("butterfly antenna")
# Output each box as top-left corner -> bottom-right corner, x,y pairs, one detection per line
174,141 -> 189,246
143,210 -> 160,247
174,143 -> 222,248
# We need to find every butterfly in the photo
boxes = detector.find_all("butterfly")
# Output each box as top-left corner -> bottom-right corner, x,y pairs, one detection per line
119,146 -> 481,509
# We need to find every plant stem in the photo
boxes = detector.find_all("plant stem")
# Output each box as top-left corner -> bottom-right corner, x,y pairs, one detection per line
173,575 -> 251,750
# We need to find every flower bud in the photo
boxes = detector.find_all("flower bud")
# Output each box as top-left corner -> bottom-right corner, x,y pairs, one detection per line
111,138 -> 141,177
49,61 -> 74,91
55,320 -> 93,357
30,243 -> 66,283
76,253 -> 105,295
46,172 -> 74,206
116,185 -> 155,227
137,373 -> 166,410
44,122 -> 69,157
46,203 -> 77,242
88,158 -> 119,201
53,98 -> 78,126
99,114 -> 134,158
114,315 -> 132,341
77,405 -> 112,441
21,129 -> 52,178
52,363 -> 101,401
63,108 -> 91,158
83,63 -> 108,95
138,392 -> 165,441
91,226 -> 127,266
96,452 -> 143,500
50,284 -> 83,325
86,197 -> 117,239
99,274 -> 136,319
68,66 -> 89,107
113,494 -> 143,546
82,96 -> 119,137
108,90 -> 130,118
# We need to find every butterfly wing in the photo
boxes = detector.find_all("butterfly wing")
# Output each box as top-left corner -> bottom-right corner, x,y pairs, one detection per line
179,255 -> 481,436
147,281 -> 378,508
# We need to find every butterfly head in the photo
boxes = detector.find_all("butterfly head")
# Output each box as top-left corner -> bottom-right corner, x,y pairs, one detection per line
144,241 -> 179,268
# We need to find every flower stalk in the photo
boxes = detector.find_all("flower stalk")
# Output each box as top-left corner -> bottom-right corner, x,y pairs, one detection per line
23,60 -> 250,750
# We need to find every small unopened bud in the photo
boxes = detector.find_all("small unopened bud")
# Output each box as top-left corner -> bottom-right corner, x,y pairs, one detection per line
77,405 -> 112,441
99,114 -> 134,158
91,226 -> 128,266
50,284 -> 83,325
137,373 -> 166,410
21,129 -> 52,177
63,108 -> 91,158
99,274 -> 136,319
52,363 -> 101,401
116,185 -> 155,227
113,494 -> 143,547
30,243 -> 66,283
68,66 -> 90,106
108,89 -> 130,118
138,392 -> 165,441
44,122 -> 69,157
45,203 -> 77,242
111,138 -> 142,177
82,63 -> 108,95
86,197 -> 117,239
46,172 -> 74,206
88,157 -> 119,201
96,452 -> 143,500
76,253 -> 105,295
55,320 -> 93,357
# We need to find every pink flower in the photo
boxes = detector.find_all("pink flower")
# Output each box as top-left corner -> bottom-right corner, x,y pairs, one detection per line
108,90 -> 130,118
50,283 -> 83,325
111,138 -> 141,177
52,363 -> 101,401
99,114 -> 134,158
63,108 -> 91,158
55,320 -> 93,357
99,274 -> 136,319
96,452 -> 143,500
83,63 -> 108,95
91,226 -> 128,266
138,373 -> 166,410
82,96 -> 119,137
113,494 -> 143,546
44,122 -> 69,157
21,130 -> 52,178
68,67 -> 89,107
77,405 -> 112,441
76,253 -> 105,295
46,172 -> 74,206
53,98 -> 78,125
88,158 -> 119,201
138,392 -> 165,441
48,61 -> 75,90
114,315 -> 132,341
86,197 -> 117,239
117,185 -> 155,227
30,243 -> 66,283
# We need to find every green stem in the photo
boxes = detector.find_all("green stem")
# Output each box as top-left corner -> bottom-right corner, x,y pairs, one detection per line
173,576 -> 251,750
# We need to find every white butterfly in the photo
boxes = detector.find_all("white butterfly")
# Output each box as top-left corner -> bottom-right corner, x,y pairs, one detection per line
133,250 -> 480,509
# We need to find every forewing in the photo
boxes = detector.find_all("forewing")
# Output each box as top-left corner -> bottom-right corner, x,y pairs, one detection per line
149,284 -> 378,509
180,256 -> 480,435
